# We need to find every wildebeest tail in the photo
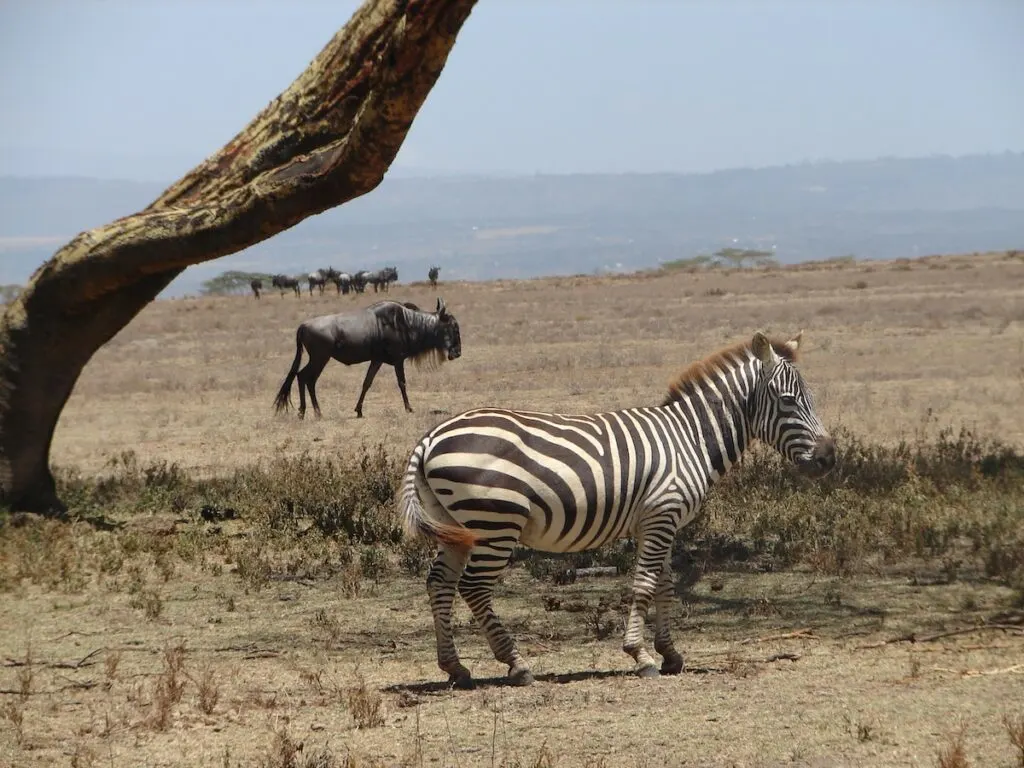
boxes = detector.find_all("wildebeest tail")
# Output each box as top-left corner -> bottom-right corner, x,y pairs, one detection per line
273,327 -> 304,413
399,440 -> 477,551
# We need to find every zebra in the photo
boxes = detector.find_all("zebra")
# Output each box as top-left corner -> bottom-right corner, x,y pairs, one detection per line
399,331 -> 836,689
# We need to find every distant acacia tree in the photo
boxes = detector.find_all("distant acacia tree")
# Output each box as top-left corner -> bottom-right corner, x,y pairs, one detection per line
428,265 -> 441,287
0,0 -> 479,514
712,248 -> 778,269
201,270 -> 275,296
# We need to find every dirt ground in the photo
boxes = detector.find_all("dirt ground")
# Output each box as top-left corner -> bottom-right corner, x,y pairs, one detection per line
3,251 -> 1023,767
2,543 -> 1022,768
51,250 -> 1024,474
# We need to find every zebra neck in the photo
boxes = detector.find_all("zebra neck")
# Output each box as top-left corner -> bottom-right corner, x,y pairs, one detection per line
666,370 -> 753,483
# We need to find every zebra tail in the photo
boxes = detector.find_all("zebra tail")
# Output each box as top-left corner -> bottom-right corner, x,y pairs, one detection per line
273,327 -> 303,413
399,441 -> 477,551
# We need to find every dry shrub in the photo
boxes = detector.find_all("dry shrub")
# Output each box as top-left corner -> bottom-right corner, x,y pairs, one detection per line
347,680 -> 385,729
150,642 -> 187,731
698,426 -> 1024,575
1,699 -> 25,746
936,726 -> 970,768
1005,713 -> 1024,768
104,650 -> 121,691
191,665 -> 220,715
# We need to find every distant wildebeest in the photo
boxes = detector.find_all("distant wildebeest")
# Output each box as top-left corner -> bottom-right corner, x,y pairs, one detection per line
366,266 -> 399,293
273,298 -> 462,419
322,267 -> 341,286
351,271 -> 370,294
308,270 -> 327,296
428,265 -> 440,288
272,274 -> 301,297
250,278 -> 263,299
332,272 -> 353,295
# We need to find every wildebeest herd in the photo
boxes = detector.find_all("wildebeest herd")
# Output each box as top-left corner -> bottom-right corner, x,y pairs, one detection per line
250,266 -> 399,299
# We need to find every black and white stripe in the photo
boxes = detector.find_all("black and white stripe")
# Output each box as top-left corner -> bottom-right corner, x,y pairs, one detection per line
399,331 -> 835,688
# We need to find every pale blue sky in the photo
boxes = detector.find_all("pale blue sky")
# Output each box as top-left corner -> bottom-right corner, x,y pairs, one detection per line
1,0 -> 1021,180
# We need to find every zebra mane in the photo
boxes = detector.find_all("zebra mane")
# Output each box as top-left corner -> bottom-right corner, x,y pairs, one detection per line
663,337 -> 799,404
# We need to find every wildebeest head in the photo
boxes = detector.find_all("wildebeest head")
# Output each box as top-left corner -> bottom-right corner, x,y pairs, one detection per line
435,298 -> 461,360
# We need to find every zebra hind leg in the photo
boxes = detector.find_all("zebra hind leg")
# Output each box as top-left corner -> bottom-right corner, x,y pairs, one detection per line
653,551 -> 684,675
458,547 -> 533,686
426,546 -> 473,689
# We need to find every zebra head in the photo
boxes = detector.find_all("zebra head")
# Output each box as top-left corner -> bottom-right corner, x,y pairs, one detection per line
749,331 -> 835,479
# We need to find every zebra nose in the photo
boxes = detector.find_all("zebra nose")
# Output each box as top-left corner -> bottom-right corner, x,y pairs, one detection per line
812,436 -> 836,472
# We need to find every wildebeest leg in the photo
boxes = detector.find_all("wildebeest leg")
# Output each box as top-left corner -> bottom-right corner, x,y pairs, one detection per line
394,360 -> 414,413
297,356 -> 329,419
354,360 -> 383,418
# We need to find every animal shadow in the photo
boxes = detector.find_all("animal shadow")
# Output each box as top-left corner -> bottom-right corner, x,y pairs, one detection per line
385,664 -> 720,694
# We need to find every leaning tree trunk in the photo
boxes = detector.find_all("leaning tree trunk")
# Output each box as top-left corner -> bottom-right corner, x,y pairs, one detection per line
0,0 -> 478,514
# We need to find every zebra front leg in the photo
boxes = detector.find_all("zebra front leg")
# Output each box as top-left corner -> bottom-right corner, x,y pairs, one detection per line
653,550 -> 684,675
622,533 -> 671,678
426,546 -> 473,688
459,548 -> 533,686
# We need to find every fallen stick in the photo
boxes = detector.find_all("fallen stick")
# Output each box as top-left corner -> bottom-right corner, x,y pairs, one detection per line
930,664 -> 1024,677
762,652 -> 801,663
859,623 -> 1024,649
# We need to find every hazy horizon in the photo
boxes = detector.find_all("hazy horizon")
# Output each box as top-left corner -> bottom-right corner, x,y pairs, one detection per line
2,1 -> 1022,181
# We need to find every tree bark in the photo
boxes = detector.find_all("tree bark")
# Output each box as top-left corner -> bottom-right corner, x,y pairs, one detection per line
0,0 -> 478,514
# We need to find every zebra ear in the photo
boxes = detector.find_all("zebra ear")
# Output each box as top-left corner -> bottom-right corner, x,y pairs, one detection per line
436,297 -> 447,317
785,330 -> 803,355
752,331 -> 781,368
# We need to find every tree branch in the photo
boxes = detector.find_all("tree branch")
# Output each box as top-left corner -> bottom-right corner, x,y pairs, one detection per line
0,0 -> 478,513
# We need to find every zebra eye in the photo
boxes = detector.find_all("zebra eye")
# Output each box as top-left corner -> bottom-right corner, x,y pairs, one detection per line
779,394 -> 798,407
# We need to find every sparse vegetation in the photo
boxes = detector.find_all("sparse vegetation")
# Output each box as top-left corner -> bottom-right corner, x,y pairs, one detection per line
1,251 -> 1021,766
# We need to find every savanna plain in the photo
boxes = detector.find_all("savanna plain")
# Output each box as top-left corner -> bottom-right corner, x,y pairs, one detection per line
3,251 -> 1024,768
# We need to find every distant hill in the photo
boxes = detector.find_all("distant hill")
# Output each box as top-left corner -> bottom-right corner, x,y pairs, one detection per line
2,153 -> 1022,296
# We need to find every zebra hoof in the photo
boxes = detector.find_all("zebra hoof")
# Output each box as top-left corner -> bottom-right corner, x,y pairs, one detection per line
636,664 -> 661,679
508,667 -> 535,687
447,673 -> 475,691
660,656 -> 685,676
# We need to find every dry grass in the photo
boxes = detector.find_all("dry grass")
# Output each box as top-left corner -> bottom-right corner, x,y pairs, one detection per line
1,250 -> 1023,766
50,249 -> 1024,473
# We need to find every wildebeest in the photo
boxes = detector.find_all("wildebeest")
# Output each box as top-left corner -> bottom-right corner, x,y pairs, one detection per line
366,266 -> 399,293
272,274 -> 301,297
351,271 -> 369,294
308,270 -> 327,296
273,298 -> 462,419
250,278 -> 263,299
332,272 -> 353,295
